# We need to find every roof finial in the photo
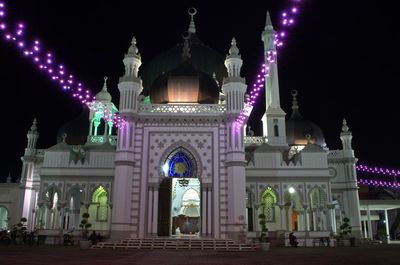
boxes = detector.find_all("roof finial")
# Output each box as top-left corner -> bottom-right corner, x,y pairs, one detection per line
188,7 -> 197,34
127,36 -> 140,57
6,173 -> 12,183
228,37 -> 240,56
342,118 -> 349,132
265,11 -> 274,30
181,31 -> 191,60
291,90 -> 299,110
305,134 -> 312,144
62,133 -> 67,143
103,76 -> 108,91
30,118 -> 38,131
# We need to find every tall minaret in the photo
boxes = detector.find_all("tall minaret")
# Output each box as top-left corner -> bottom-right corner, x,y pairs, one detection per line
20,118 -> 40,230
112,37 -> 143,240
261,12 -> 287,146
222,37 -> 247,240
339,119 -> 362,237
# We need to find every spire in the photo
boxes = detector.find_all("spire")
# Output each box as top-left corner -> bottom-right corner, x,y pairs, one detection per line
102,76 -> 108,92
188,7 -> 197,34
265,11 -> 274,31
181,32 -> 191,60
290,90 -> 302,118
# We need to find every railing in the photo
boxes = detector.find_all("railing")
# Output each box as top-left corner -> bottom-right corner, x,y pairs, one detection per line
139,104 -> 226,114
244,136 -> 266,144
88,135 -> 117,145
327,150 -> 342,158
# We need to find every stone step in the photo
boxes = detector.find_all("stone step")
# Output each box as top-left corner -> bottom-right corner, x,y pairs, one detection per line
93,238 -> 258,251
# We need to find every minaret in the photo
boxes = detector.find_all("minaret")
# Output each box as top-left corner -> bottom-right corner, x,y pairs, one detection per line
222,37 -> 247,240
339,119 -> 362,237
261,12 -> 287,146
20,118 -> 41,230
112,36 -> 143,240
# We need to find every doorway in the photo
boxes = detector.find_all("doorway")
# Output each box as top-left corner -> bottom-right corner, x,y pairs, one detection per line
157,178 -> 201,237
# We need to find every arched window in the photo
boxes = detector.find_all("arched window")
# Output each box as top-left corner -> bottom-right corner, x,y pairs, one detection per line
309,187 -> 326,210
162,147 -> 197,178
274,125 -> 279,137
262,188 -> 277,222
92,186 -> 108,221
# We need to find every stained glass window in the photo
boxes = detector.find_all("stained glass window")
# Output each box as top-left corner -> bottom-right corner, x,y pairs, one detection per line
163,148 -> 197,178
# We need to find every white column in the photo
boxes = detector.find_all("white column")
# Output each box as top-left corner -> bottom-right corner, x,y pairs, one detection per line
286,205 -> 292,231
279,204 -> 285,230
207,188 -> 212,237
152,188 -> 159,236
202,189 -> 207,236
384,210 -> 390,243
363,220 -> 368,238
147,187 -> 153,235
367,206 -> 373,239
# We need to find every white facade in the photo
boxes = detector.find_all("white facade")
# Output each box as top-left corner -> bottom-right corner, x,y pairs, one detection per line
0,10 -> 363,243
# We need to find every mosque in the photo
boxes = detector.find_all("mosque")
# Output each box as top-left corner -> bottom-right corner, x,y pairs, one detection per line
0,9 -> 368,245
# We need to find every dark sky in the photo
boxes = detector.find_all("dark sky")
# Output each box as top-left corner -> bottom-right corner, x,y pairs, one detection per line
0,0 -> 398,180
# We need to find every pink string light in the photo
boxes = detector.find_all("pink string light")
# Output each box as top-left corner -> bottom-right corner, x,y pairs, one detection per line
0,2 -> 126,128
234,0 -> 303,130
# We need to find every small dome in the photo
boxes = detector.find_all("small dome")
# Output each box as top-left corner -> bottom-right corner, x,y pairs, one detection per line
285,90 -> 326,147
149,61 -> 219,104
96,90 -> 112,102
95,77 -> 112,102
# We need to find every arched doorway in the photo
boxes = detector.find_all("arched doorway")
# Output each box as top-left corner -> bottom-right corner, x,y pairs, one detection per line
157,147 -> 201,237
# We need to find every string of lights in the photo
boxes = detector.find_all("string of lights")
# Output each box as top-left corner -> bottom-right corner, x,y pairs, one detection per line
234,1 -> 302,129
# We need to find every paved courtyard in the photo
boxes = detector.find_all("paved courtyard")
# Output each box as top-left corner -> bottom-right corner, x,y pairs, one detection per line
1,245 -> 399,265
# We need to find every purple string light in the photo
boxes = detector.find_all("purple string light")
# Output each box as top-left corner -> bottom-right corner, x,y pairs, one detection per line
356,164 -> 400,177
0,2 -> 126,128
358,179 -> 400,189
234,1 -> 303,130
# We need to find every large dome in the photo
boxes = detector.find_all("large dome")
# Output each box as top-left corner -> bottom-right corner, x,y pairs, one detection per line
140,34 -> 227,97
285,90 -> 326,147
149,60 -> 219,104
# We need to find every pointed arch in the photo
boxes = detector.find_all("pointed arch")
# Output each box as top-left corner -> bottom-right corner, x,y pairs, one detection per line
284,187 -> 303,211
41,184 -> 62,208
91,186 -> 109,221
261,187 -> 278,222
159,141 -> 202,180
309,186 -> 327,209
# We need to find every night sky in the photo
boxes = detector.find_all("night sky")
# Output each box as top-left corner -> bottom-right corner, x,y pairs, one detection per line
0,1 -> 398,180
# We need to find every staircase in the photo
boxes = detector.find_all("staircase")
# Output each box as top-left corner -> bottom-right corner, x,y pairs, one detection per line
92,238 -> 259,251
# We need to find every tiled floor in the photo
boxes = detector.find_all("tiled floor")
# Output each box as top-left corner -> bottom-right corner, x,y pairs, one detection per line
1,244 -> 399,265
